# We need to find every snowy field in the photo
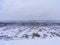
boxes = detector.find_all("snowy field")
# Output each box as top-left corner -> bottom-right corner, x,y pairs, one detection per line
0,24 -> 60,40
0,23 -> 60,45
0,37 -> 60,45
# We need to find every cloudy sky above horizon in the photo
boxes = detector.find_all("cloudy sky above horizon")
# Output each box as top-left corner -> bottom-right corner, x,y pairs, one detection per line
0,0 -> 60,21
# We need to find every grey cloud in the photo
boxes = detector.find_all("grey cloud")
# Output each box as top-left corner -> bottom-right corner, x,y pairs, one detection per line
0,0 -> 60,20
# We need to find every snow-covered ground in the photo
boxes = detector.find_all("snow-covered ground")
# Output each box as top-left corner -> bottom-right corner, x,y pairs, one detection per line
0,37 -> 60,45
0,25 -> 60,40
0,24 -> 60,45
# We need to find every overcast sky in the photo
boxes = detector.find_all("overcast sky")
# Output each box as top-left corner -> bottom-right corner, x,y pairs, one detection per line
0,0 -> 60,21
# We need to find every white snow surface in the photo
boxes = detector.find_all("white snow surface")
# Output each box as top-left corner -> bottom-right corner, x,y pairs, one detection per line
0,25 -> 60,40
0,25 -> 60,45
0,37 -> 60,45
